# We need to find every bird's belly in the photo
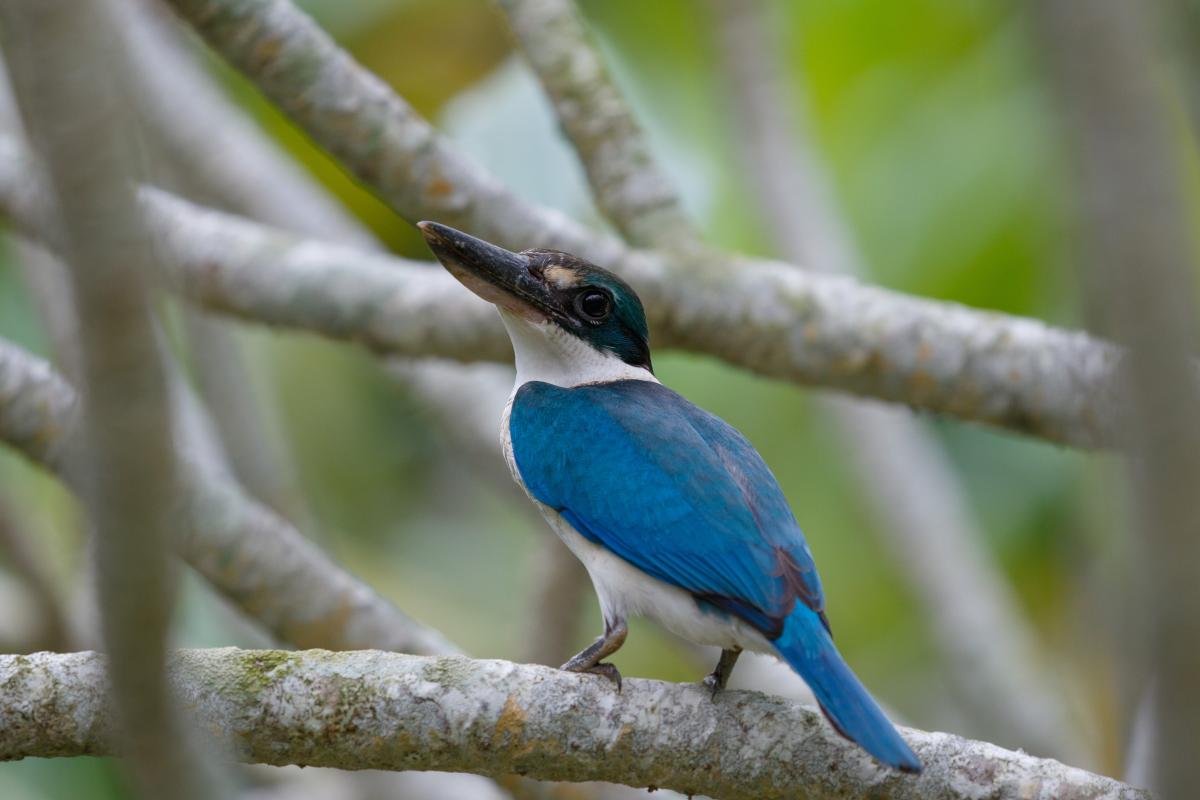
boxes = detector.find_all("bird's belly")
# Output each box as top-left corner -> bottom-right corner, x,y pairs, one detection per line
537,502 -> 773,655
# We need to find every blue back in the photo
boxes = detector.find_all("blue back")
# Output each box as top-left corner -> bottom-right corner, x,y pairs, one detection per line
509,379 -> 825,638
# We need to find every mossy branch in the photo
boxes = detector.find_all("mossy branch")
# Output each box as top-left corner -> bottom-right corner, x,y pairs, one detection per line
0,648 -> 1151,800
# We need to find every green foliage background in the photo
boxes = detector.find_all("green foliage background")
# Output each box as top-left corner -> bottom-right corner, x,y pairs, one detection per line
0,1 -> 1131,796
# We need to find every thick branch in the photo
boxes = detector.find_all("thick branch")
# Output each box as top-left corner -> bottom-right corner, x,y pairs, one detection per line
142,190 -> 1122,453
169,191 -> 1123,451
162,0 -> 602,258
155,0 -> 1126,448
496,0 -> 695,249
0,142 -> 507,360
144,187 -> 511,361
0,648 -> 1148,800
0,338 -> 457,657
0,138 -> 1125,448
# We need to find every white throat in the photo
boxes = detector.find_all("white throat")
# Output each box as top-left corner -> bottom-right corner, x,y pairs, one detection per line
499,310 -> 657,389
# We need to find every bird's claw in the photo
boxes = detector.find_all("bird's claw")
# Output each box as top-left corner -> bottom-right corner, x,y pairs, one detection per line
562,660 -> 623,691
587,662 -> 623,690
702,670 -> 725,699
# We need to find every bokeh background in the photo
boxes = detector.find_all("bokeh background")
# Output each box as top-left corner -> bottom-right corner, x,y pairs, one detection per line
0,0 -> 1139,796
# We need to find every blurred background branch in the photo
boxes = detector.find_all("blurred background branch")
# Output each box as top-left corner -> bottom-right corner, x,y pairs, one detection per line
0,488 -> 71,653
497,0 -> 697,250
1042,0 -> 1200,796
1,1 -> 218,797
161,0 -> 1135,449
705,0 -> 1081,763
0,331 -> 459,656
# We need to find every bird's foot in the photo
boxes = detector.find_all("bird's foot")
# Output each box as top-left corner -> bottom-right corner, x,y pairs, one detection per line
559,618 -> 627,692
701,669 -> 726,698
561,659 -> 623,691
701,647 -> 742,699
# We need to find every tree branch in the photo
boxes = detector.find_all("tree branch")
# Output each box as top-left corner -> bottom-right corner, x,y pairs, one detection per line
150,0 -> 1127,448
0,336 -> 458,657
0,339 -> 77,469
0,141 -> 508,360
0,143 -> 1129,452
496,0 -> 695,249
146,187 -> 513,361
162,0 -> 601,257
2,116 -> 1135,450
0,648 -> 1149,800
120,0 -> 377,248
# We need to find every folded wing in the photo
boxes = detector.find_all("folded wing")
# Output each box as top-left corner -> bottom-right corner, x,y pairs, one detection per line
509,379 -> 825,637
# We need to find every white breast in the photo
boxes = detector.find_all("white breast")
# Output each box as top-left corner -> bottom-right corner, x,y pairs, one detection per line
501,398 -> 773,656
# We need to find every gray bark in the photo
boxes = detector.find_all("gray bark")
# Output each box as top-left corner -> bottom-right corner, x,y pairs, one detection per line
0,648 -> 1150,800
156,0 -> 1128,448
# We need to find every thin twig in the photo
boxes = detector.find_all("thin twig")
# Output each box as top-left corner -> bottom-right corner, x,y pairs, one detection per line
0,648 -> 1151,800
0,490 -> 71,652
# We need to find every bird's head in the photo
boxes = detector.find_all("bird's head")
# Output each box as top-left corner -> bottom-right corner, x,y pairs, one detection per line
419,221 -> 654,387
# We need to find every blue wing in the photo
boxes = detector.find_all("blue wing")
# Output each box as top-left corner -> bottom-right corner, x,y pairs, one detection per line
509,379 -> 825,638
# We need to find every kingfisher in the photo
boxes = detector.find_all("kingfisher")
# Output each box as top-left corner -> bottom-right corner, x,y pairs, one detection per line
419,221 -> 921,773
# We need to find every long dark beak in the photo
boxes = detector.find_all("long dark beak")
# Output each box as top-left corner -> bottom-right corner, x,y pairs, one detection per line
418,221 -> 553,321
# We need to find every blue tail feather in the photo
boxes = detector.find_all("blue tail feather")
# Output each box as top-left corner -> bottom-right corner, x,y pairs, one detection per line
773,607 -> 921,773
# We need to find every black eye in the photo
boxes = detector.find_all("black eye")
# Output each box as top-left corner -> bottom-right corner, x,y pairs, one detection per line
574,290 -> 611,321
